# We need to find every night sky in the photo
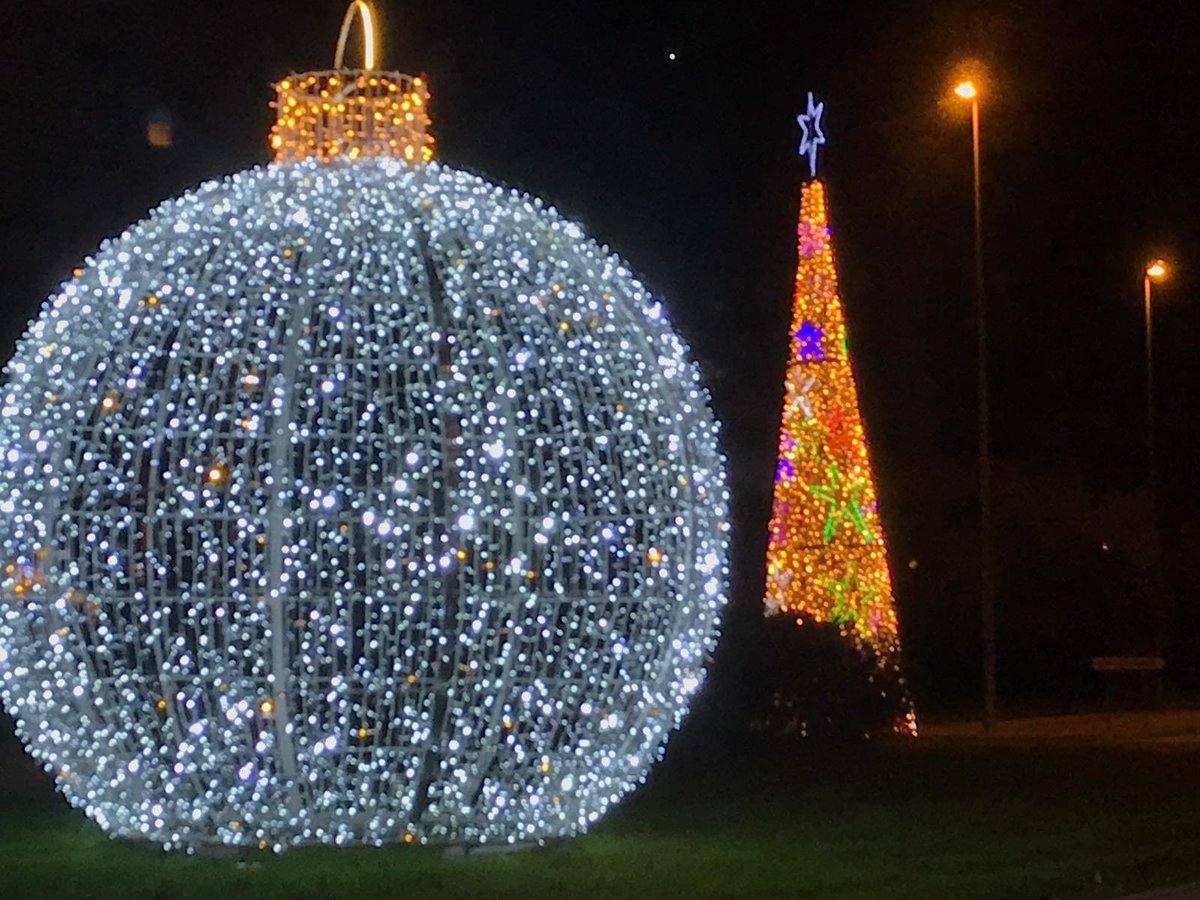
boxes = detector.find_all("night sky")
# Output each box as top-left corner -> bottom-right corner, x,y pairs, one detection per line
4,1 -> 1200,716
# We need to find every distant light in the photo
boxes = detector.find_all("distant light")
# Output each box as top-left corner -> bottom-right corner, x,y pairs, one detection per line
146,111 -> 173,148
667,50 -> 677,61
1145,259 -> 1168,281
954,80 -> 977,100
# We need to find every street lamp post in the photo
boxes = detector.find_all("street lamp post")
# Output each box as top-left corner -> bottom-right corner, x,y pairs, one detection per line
1143,259 -> 1167,510
1142,259 -> 1168,668
954,79 -> 996,730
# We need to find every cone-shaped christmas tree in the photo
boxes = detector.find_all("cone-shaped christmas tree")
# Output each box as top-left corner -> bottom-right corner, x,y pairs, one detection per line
764,109 -> 916,732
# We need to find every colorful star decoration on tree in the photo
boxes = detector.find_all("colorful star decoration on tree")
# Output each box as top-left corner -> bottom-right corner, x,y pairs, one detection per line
763,175 -> 916,734
806,461 -> 872,543
796,221 -> 829,258
823,561 -> 880,627
820,402 -> 857,460
795,373 -> 816,418
794,321 -> 826,361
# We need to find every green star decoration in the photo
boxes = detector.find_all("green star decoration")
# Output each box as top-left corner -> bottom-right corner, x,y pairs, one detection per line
806,461 -> 872,542
822,560 -> 880,626
795,415 -> 827,456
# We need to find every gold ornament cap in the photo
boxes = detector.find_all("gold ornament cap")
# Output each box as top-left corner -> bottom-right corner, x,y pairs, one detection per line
269,2 -> 435,165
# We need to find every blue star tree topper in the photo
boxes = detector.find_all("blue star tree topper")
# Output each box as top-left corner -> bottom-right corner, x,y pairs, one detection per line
796,91 -> 826,178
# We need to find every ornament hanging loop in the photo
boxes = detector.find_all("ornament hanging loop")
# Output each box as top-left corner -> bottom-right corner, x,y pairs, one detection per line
334,1 -> 378,70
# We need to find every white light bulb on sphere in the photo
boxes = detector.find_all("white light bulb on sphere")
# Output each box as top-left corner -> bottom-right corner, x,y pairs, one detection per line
0,16 -> 729,852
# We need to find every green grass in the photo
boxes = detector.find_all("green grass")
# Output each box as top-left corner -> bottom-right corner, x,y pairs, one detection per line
4,732 -> 1200,898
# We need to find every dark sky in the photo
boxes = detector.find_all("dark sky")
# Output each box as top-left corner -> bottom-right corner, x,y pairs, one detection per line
3,1 -> 1199,714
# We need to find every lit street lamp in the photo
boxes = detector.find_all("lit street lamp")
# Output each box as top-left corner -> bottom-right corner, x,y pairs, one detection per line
1143,259 -> 1168,511
953,77 -> 996,730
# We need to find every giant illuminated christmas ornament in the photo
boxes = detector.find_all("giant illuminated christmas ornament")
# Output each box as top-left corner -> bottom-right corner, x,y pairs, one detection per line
0,3 -> 729,850
764,94 -> 915,733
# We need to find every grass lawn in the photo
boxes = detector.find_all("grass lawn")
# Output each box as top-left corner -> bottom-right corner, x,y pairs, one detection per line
4,725 -> 1200,898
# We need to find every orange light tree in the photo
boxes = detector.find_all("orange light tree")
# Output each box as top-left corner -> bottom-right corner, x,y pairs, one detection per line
764,101 -> 915,732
